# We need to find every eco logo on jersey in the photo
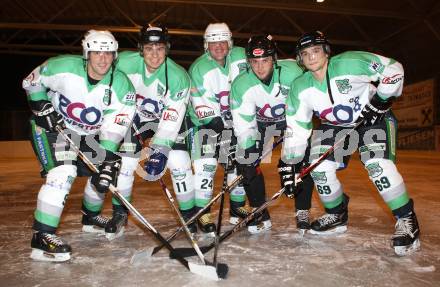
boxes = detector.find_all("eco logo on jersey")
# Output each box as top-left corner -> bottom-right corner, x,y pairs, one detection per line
58,94 -> 102,130
215,91 -> 230,113
195,105 -> 215,119
366,162 -> 383,178
335,79 -> 352,94
349,96 -> 362,112
256,103 -> 285,122
137,95 -> 164,120
162,108 -> 179,122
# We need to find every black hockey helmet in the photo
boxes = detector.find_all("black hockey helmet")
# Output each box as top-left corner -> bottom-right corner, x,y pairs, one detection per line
245,34 -> 277,59
138,24 -> 170,54
295,31 -> 330,67
295,31 -> 330,56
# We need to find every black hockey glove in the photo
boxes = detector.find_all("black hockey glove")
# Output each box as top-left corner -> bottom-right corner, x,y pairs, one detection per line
277,159 -> 304,199
220,143 -> 236,172
236,145 -> 260,185
205,116 -> 225,135
31,100 -> 65,132
357,94 -> 393,127
91,151 -> 121,193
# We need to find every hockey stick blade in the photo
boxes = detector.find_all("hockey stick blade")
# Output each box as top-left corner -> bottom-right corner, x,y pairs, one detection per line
130,247 -> 154,265
56,127 -> 226,280
189,262 -> 228,280
168,190 -> 285,258
152,136 -> 285,256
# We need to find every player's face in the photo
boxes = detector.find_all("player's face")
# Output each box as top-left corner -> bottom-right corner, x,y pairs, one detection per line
143,43 -> 167,73
300,45 -> 328,73
87,51 -> 115,80
207,41 -> 229,65
248,56 -> 274,81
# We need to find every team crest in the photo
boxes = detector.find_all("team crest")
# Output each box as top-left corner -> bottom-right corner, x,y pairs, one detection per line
311,171 -> 327,184
280,87 -> 289,96
238,62 -> 247,73
366,162 -> 383,178
103,89 -> 111,105
157,84 -> 165,96
335,79 -> 352,94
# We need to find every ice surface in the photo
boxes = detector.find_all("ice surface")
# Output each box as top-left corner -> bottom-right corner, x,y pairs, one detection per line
0,150 -> 439,286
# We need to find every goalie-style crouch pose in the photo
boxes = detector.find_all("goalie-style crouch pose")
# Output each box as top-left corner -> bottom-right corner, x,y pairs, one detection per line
23,30 -> 136,261
282,30 -> 420,256
231,34 -> 314,234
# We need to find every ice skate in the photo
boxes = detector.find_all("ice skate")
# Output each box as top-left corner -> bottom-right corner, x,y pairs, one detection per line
392,211 -> 420,256
105,211 -> 128,241
310,211 -> 348,235
30,231 -> 71,262
248,209 -> 271,234
81,212 -> 110,234
296,209 -> 310,236
229,201 -> 252,225
197,213 -> 216,237
180,207 -> 197,235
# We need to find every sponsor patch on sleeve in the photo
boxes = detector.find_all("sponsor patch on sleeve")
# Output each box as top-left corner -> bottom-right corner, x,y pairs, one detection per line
114,113 -> 130,127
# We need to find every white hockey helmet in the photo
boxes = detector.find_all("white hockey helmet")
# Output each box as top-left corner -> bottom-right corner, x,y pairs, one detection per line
82,30 -> 118,59
203,23 -> 233,50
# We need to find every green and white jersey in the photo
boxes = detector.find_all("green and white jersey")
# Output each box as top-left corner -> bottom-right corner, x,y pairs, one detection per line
189,46 -> 247,128
230,59 -> 303,149
23,55 -> 136,152
117,51 -> 190,149
284,51 -> 404,160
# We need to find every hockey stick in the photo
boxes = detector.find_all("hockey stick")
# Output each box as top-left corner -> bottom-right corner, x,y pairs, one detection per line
151,135 -> 285,255
169,122 -> 363,258
55,127 -> 226,280
213,158 -> 230,267
159,178 -> 229,276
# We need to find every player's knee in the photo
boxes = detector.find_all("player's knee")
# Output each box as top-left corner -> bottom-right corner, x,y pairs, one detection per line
39,165 -> 76,207
120,156 -> 139,176
45,165 -> 77,190
364,158 -> 404,188
168,150 -> 191,168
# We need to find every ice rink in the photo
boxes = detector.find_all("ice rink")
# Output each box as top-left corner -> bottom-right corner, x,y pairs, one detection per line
0,148 -> 439,286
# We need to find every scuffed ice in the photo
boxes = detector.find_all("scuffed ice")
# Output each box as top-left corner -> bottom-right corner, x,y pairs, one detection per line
0,151 -> 439,286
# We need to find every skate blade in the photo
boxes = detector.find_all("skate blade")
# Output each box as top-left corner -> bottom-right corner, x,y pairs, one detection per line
30,249 -> 71,262
130,247 -> 154,265
248,221 -> 272,234
82,225 -> 105,234
105,226 -> 125,241
229,216 -> 239,225
297,229 -> 308,237
394,238 -> 421,256
188,262 -> 221,281
309,225 -> 347,236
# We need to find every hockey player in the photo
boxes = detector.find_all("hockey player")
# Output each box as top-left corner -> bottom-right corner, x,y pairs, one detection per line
116,24 -> 191,230
23,30 -> 136,261
282,31 -> 420,255
231,34 -> 314,234
185,22 -> 250,235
